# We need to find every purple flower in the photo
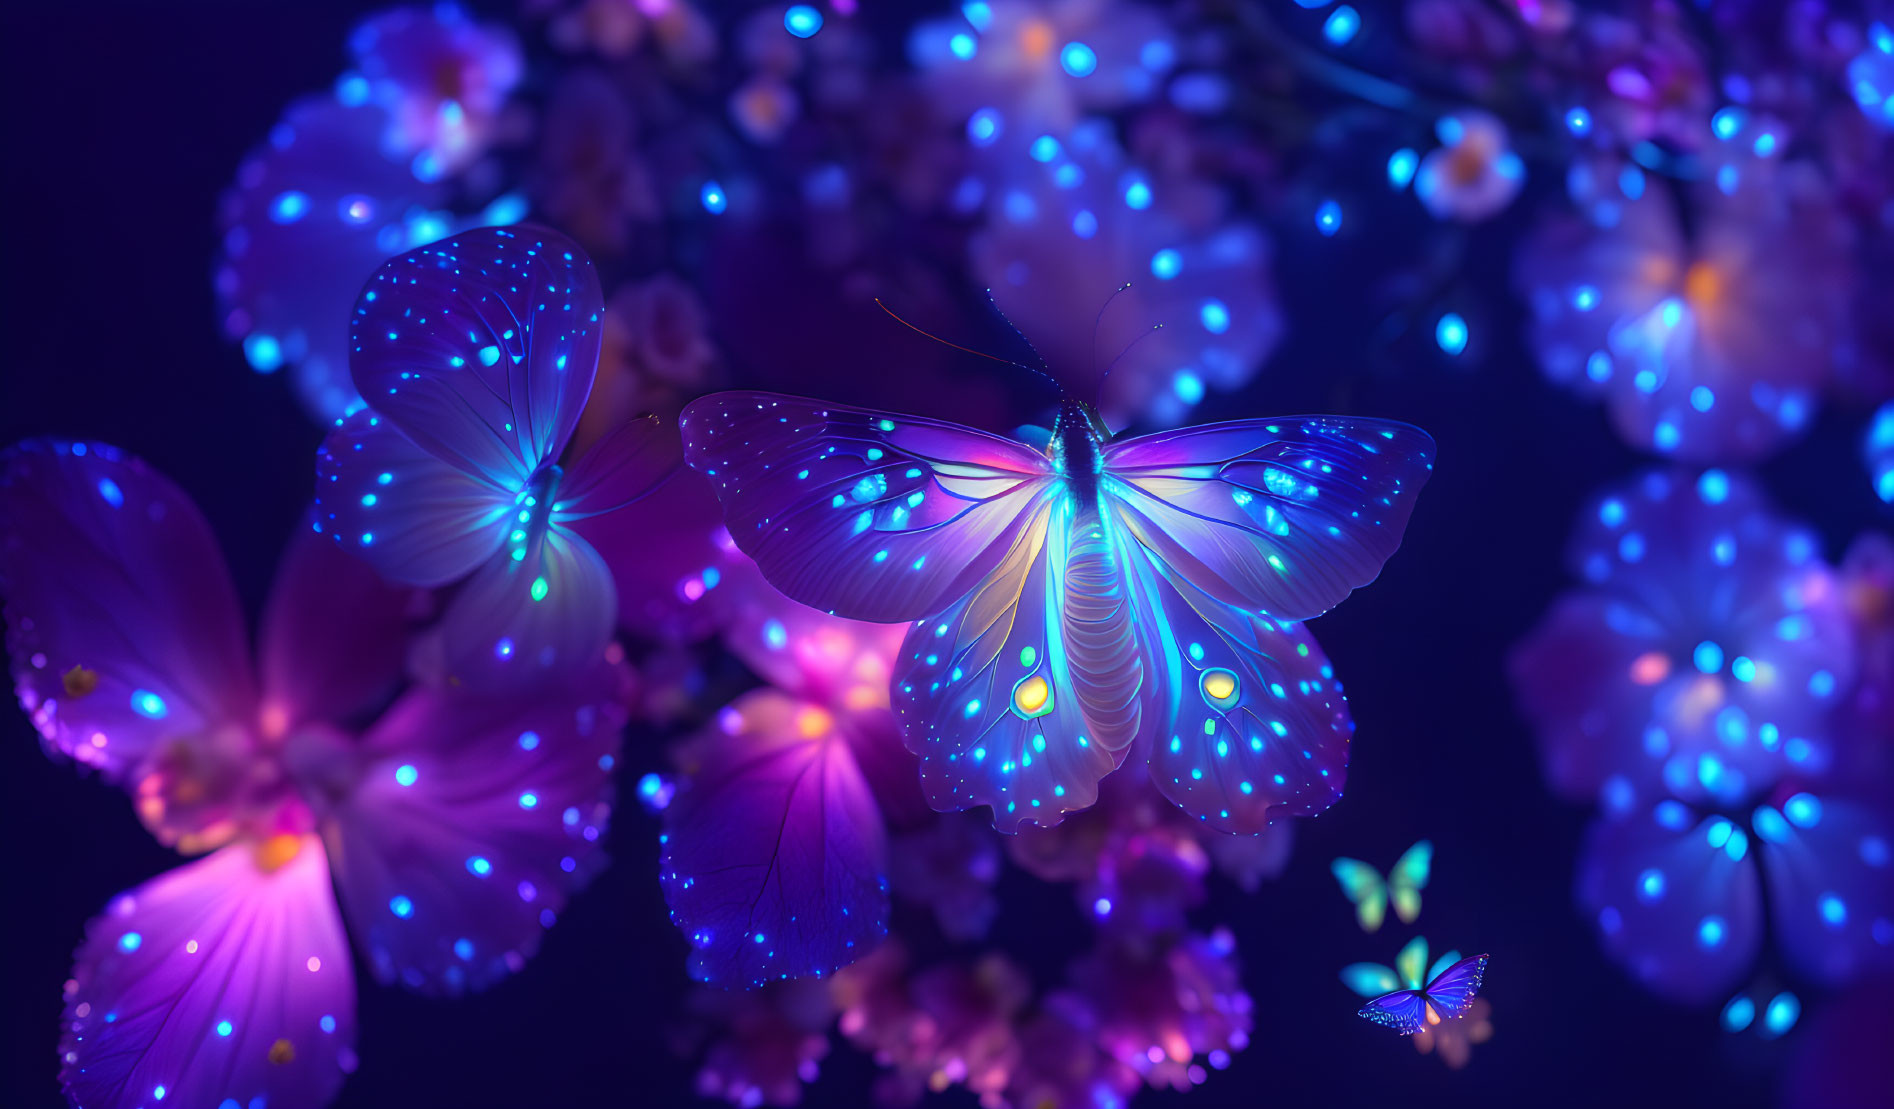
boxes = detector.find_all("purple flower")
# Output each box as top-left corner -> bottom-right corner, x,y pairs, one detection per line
910,0 -> 1177,146
1511,469 -> 1854,806
346,4 -> 523,178
1414,112 -> 1524,223
683,981 -> 835,1106
1074,928 -> 1251,1091
971,124 -> 1282,427
0,440 -> 626,1109
1514,161 -> 1853,460
215,96 -> 522,422
1577,781 -> 1894,1003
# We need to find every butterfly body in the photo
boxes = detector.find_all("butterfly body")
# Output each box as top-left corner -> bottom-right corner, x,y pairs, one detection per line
682,390 -> 1433,833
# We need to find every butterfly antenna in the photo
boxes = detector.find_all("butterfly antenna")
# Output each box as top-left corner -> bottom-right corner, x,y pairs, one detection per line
1094,322 -> 1164,409
875,299 -> 1044,375
980,289 -> 1062,394
1089,281 -> 1135,382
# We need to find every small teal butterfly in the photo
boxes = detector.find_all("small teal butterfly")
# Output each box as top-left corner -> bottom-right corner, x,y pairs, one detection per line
1331,839 -> 1432,932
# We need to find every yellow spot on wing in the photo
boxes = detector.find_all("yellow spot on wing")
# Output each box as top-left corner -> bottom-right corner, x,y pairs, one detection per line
1203,671 -> 1237,701
62,665 -> 99,699
1013,675 -> 1050,715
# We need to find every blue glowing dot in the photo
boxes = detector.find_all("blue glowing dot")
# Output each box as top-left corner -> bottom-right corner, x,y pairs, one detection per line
1809,669 -> 1837,697
466,855 -> 492,877
1173,370 -> 1204,405
1730,656 -> 1756,683
1637,868 -> 1665,902
1323,5 -> 1360,45
1150,247 -> 1182,279
1123,175 -> 1152,209
1697,469 -> 1730,504
1315,200 -> 1342,236
1435,313 -> 1468,355
118,932 -> 142,952
1030,134 -> 1061,162
784,5 -> 822,37
270,190 -> 310,224
243,333 -> 285,373
394,764 -> 418,787
753,932 -> 767,944
1199,299 -> 1231,334
518,730 -> 540,751
495,637 -> 515,660
519,791 -> 538,810
478,345 -> 501,367
320,1015 -> 337,1033
390,895 -> 413,918
1712,107 -> 1746,140
967,108 -> 1002,146
1763,992 -> 1801,1037
1721,994 -> 1755,1032
700,181 -> 727,214
1697,916 -> 1726,948
949,32 -> 977,60
217,1019 -> 233,1037
1565,107 -> 1592,135
1387,148 -> 1418,189
130,690 -> 168,720
1693,641 -> 1724,674
154,1086 -> 166,1101
454,937 -> 475,960
1691,385 -> 1716,412
96,478 -> 124,508
1060,41 -> 1097,76
1819,893 -> 1848,927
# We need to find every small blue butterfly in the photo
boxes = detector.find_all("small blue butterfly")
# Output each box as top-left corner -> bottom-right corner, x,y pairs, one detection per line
1343,937 -> 1490,1035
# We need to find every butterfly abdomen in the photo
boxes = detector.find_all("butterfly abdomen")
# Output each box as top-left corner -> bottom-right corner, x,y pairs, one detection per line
1057,505 -> 1143,753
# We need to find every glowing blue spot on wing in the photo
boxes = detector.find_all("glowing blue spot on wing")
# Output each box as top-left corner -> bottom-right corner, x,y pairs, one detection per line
478,345 -> 501,367
131,690 -> 168,719
270,190 -> 310,223
1722,994 -> 1755,1031
394,764 -> 418,787
1150,247 -> 1182,279
1762,992 -> 1800,1037
118,932 -> 142,952
967,108 -> 1002,145
390,895 -> 413,918
1387,148 -> 1418,189
466,855 -> 492,877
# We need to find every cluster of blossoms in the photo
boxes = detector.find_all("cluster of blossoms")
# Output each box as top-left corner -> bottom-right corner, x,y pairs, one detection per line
1511,468 -> 1894,1029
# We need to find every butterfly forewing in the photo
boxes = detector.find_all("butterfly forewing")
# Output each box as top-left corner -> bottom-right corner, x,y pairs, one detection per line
680,392 -> 1056,623
1103,416 -> 1435,621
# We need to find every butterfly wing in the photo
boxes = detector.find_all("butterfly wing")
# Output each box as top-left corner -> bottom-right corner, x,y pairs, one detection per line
661,688 -> 890,987
1330,859 -> 1389,933
893,498 -> 1145,831
1389,839 -> 1434,925
1124,541 -> 1353,834
1339,962 -> 1402,998
1419,954 -> 1490,1019
1396,935 -> 1430,991
321,658 -> 626,995
314,406 -> 510,586
0,440 -> 257,780
1357,989 -> 1430,1035
59,839 -> 356,1109
680,392 -> 1056,623
1426,949 -> 1464,983
1104,416 -> 1435,621
350,225 -> 602,485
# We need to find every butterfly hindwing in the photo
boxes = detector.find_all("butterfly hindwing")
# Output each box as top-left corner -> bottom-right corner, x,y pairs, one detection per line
893,499 -> 1138,830
1126,541 -> 1353,834
1390,839 -> 1434,924
680,392 -> 1056,623
1357,990 -> 1429,1035
1419,953 -> 1490,1018
1331,858 -> 1389,932
1104,416 -> 1435,621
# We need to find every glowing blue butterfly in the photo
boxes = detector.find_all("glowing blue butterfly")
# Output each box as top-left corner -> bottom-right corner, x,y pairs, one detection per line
680,392 -> 1434,832
1332,839 -> 1433,932
1343,936 -> 1490,1035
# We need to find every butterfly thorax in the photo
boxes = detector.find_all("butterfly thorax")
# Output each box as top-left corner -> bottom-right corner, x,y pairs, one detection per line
1049,398 -> 1109,506
511,462 -> 565,559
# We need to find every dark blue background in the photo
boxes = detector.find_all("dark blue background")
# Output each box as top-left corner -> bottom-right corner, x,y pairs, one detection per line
1,2 -> 1877,1106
